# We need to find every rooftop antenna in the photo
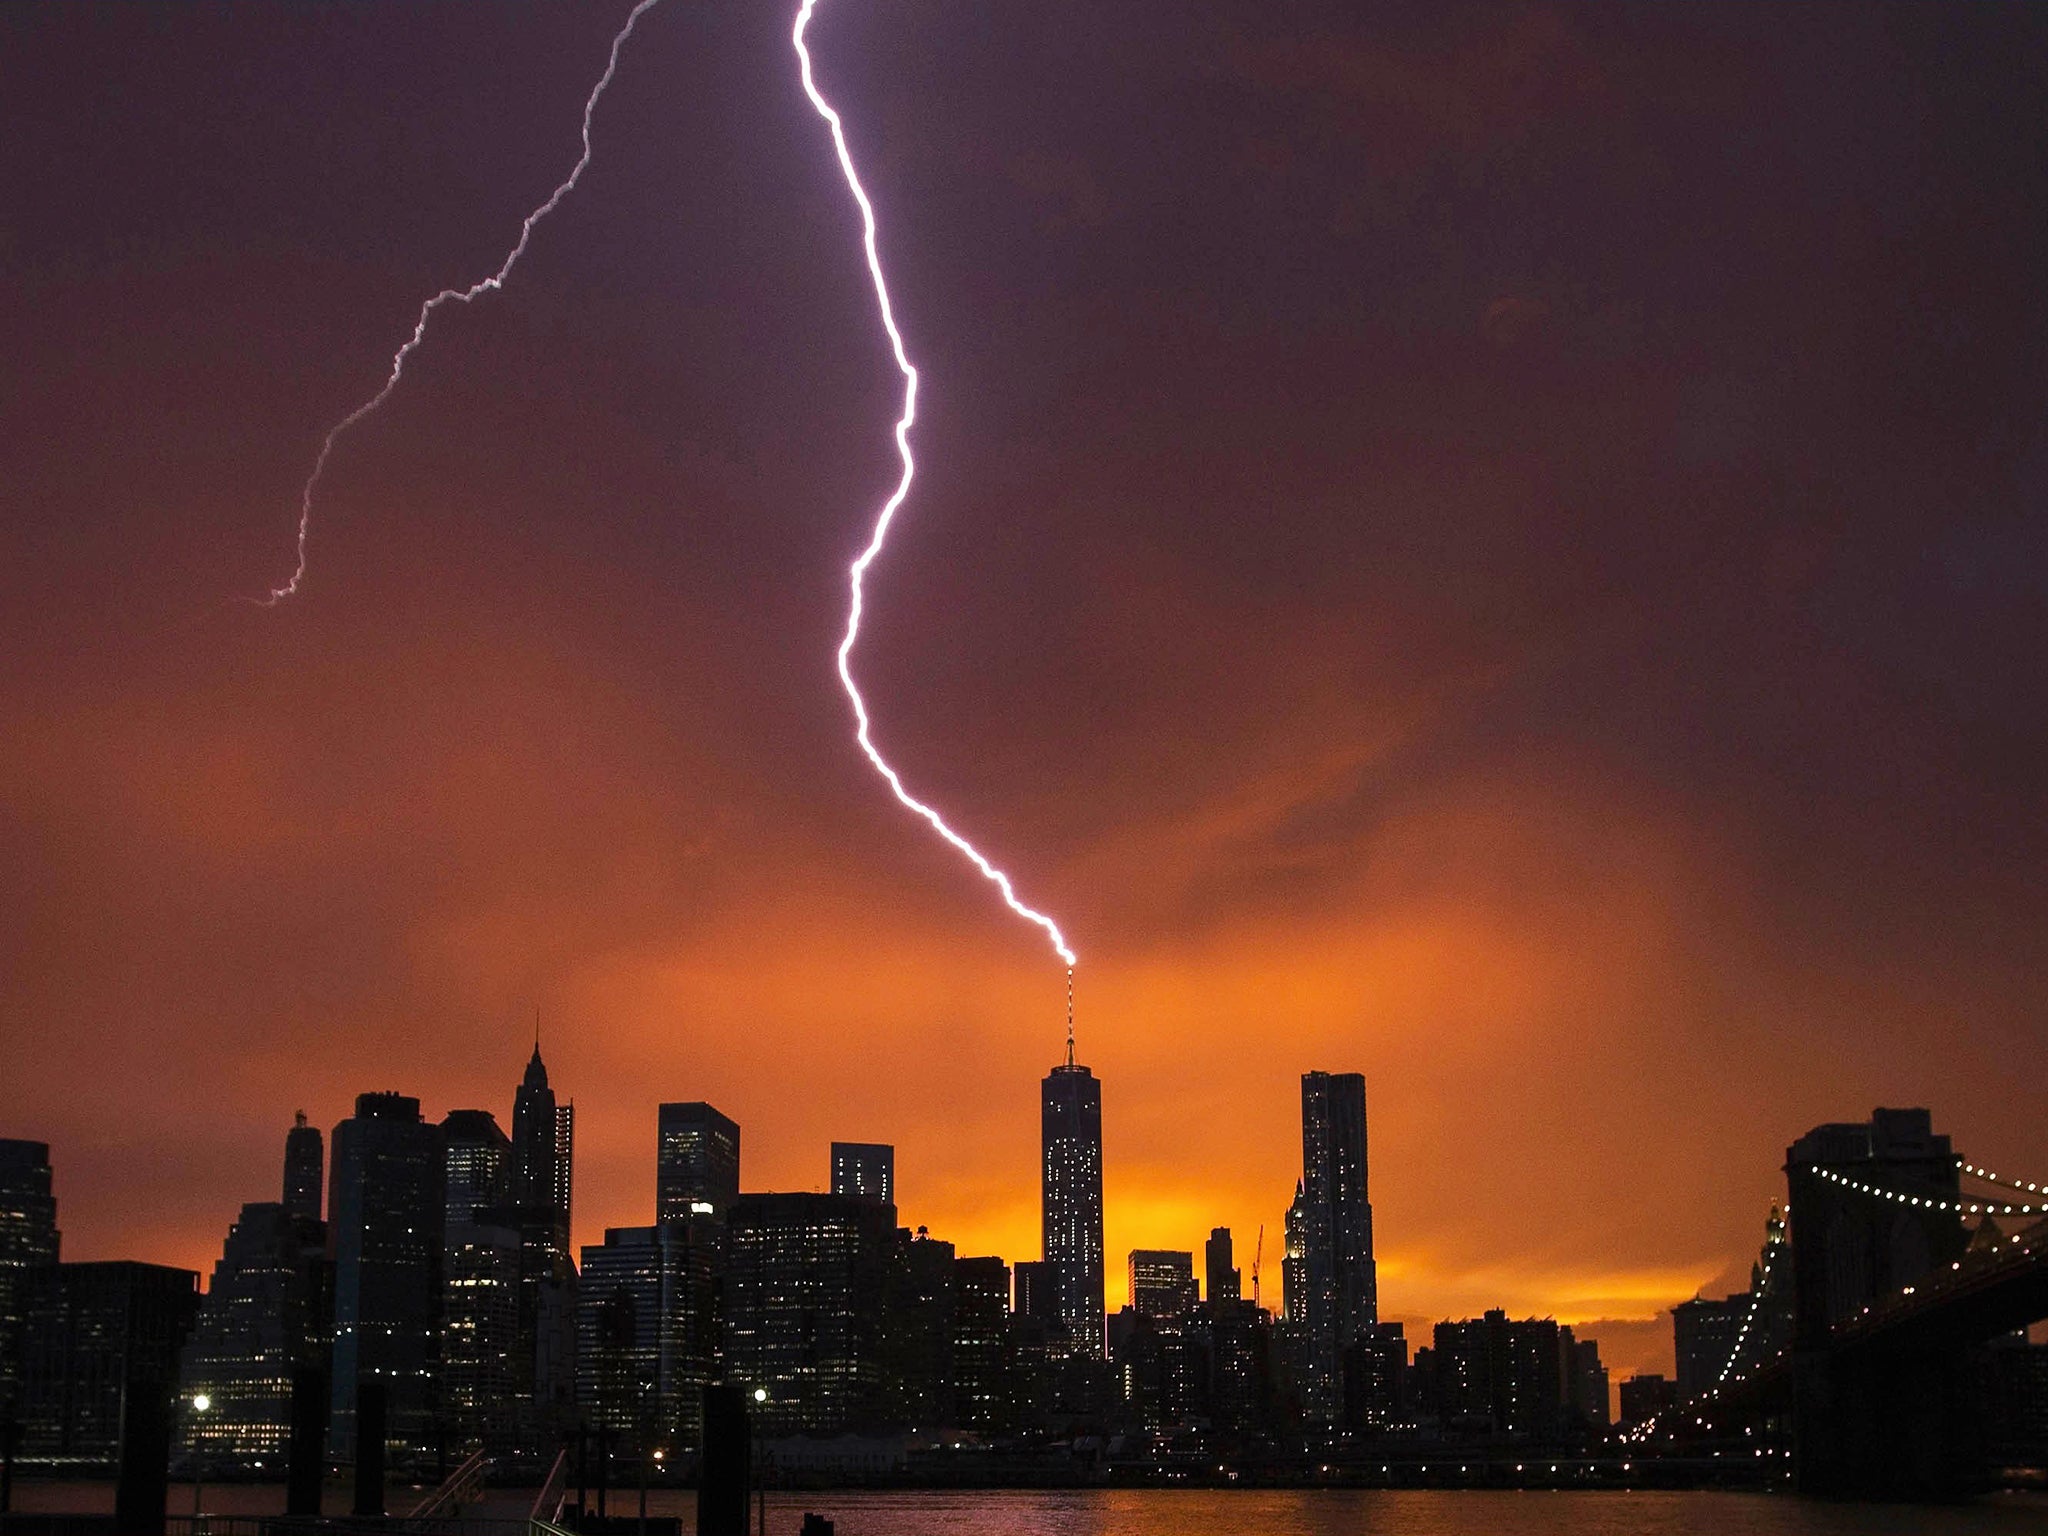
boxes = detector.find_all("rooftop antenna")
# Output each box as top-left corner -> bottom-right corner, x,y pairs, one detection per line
1065,965 -> 1075,1067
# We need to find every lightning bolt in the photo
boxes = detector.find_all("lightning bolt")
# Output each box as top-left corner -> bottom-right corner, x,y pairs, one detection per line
260,0 -> 668,605
793,0 -> 1078,974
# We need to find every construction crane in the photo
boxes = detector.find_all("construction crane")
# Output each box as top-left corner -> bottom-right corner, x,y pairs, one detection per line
1251,1223 -> 1265,1311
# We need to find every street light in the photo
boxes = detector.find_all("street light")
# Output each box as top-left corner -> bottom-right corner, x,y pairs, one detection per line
750,1391 -> 768,1536
189,1395 -> 211,1528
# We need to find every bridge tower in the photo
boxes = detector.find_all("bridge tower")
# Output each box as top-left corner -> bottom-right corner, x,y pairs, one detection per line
1784,1107 -> 1977,1499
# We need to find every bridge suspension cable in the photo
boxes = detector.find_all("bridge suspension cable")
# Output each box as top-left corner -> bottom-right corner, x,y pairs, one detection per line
1958,1159 -> 2048,1196
1813,1164 -> 2043,1217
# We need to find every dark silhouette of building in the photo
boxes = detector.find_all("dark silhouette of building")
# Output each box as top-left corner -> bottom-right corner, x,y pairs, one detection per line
1300,1071 -> 1376,1421
0,1140 -> 59,1423
19,1262 -> 198,1471
1011,1260 -> 1054,1323
176,1203 -> 329,1470
1429,1310 -> 1563,1443
1128,1251 -> 1197,1320
1205,1228 -> 1240,1307
1672,1294 -> 1746,1401
830,1143 -> 893,1206
576,1221 -> 720,1451
1618,1372 -> 1676,1427
440,1110 -> 519,1452
1342,1320 -> 1406,1429
656,1103 -> 740,1224
508,1046 -> 577,1450
724,1193 -> 894,1435
1041,1047 -> 1104,1357
282,1114 -> 323,1225
1207,1297 -> 1272,1433
883,1227 -> 956,1426
951,1257 -> 1011,1432
1563,1331 -> 1610,1429
327,1092 -> 444,1461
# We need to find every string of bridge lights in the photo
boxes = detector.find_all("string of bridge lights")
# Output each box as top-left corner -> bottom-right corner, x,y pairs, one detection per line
1812,1164 -> 2043,1217
1957,1159 -> 2048,1195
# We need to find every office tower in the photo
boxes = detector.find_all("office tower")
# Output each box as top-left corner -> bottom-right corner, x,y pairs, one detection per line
1299,1070 -> 1376,1421
327,1092 -> 445,1458
1207,1297 -> 1272,1432
575,1222 -> 720,1450
1617,1372 -> 1676,1427
655,1103 -> 740,1223
830,1142 -> 894,1206
440,1111 -> 519,1450
1011,1260 -> 1054,1322
282,1114 -> 323,1224
1671,1294 -> 1746,1400
1429,1310 -> 1564,1442
723,1193 -> 894,1434
176,1203 -> 329,1469
1341,1320 -> 1407,1429
507,1046 -> 577,1447
1205,1228 -> 1240,1306
20,1262 -> 198,1470
0,1139 -> 60,1417
1041,1048 -> 1104,1357
1128,1251 -> 1198,1320
951,1257 -> 1011,1432
1563,1331 -> 1610,1429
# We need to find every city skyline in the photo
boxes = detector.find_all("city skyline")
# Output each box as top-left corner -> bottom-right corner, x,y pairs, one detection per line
5,0 -> 2047,1409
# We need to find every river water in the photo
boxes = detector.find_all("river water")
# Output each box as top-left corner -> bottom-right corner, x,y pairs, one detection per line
14,1484 -> 2048,1535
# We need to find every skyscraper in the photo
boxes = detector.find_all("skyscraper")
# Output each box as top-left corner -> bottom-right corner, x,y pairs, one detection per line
1300,1070 -> 1376,1422
1041,1046 -> 1104,1358
21,1262 -> 198,1471
0,1139 -> 59,1417
440,1111 -> 519,1451
655,1103 -> 740,1223
575,1221 -> 720,1450
327,1092 -> 445,1458
176,1202 -> 329,1469
510,1047 -> 570,1266
1205,1228 -> 1240,1307
282,1113 -> 323,1224
1128,1251 -> 1198,1319
830,1142 -> 894,1206
508,1045 -> 577,1445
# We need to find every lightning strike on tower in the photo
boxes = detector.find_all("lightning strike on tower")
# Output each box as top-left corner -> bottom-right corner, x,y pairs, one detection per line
792,0 -> 1079,1009
260,0 -> 668,605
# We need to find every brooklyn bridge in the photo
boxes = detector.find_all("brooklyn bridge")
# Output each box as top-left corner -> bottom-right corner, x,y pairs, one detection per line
1625,1107 -> 2048,1500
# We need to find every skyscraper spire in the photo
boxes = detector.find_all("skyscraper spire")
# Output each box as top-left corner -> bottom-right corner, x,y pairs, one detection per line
1065,965 -> 1075,1067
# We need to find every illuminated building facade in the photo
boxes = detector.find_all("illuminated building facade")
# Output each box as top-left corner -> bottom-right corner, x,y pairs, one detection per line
176,1201 -> 329,1469
724,1192 -> 893,1434
327,1092 -> 444,1460
1300,1070 -> 1377,1422
575,1221 -> 720,1450
951,1256 -> 1011,1432
655,1102 -> 740,1223
0,1139 -> 59,1419
1128,1250 -> 1198,1320
440,1110 -> 518,1450
830,1142 -> 894,1206
1041,1058 -> 1104,1357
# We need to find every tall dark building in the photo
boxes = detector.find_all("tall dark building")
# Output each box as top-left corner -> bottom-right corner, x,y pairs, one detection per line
575,1222 -> 720,1451
1011,1260 -> 1054,1323
282,1113 -> 323,1225
1205,1228 -> 1240,1307
655,1103 -> 740,1223
20,1262 -> 198,1471
1300,1070 -> 1376,1421
440,1111 -> 519,1451
1671,1295 -> 1746,1401
508,1046 -> 577,1447
952,1257 -> 1011,1432
177,1203 -> 329,1469
0,1139 -> 60,1418
327,1092 -> 445,1460
1041,1048 -> 1104,1358
830,1142 -> 894,1206
724,1193 -> 895,1434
